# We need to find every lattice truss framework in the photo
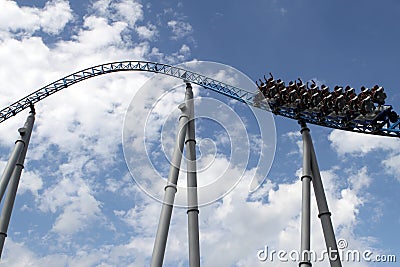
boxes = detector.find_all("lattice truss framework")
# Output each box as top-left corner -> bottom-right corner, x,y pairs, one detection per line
0,60 -> 399,137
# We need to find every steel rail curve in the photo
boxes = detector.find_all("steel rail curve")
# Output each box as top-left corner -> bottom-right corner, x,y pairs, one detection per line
0,60 -> 399,137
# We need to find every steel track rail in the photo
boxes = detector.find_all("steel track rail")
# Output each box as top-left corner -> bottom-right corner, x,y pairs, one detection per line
0,60 -> 399,137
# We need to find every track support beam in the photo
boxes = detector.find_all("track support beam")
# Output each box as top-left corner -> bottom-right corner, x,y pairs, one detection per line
151,83 -> 200,267
299,121 -> 312,267
185,83 -> 200,267
299,121 -> 342,267
0,106 -> 35,257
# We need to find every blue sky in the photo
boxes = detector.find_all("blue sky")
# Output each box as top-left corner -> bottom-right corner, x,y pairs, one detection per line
0,0 -> 399,266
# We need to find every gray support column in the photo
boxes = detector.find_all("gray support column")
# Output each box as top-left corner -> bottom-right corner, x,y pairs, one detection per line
309,133 -> 342,267
150,87 -> 190,267
185,83 -> 200,267
0,107 -> 35,257
0,142 -> 25,203
299,121 -> 312,267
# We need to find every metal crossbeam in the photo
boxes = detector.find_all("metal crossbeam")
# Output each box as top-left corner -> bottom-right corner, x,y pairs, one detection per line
0,60 -> 399,137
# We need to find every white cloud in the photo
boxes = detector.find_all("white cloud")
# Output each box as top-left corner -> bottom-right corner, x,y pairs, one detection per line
114,0 -> 144,27
92,0 -> 144,28
0,1 -> 198,264
306,167 -> 369,230
39,0 -> 74,34
0,0 -> 73,35
349,166 -> 371,191
38,174 -> 102,235
71,16 -> 129,50
0,0 -> 199,266
1,239 -> 68,267
4,162 -> 375,266
283,130 -> 302,155
18,170 -> 43,197
115,202 -> 160,236
328,129 -> 400,155
167,20 -> 193,39
158,44 -> 192,64
191,165 -> 373,267
178,43 -> 190,55
329,129 -> 400,184
3,237 -> 154,266
382,154 -> 400,181
136,24 -> 158,40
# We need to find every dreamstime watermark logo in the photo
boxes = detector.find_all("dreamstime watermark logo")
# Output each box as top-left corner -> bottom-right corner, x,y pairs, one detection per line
257,239 -> 397,263
122,61 -> 276,207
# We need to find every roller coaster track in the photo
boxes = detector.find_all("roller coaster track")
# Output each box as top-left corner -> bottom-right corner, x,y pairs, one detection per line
0,60 -> 399,137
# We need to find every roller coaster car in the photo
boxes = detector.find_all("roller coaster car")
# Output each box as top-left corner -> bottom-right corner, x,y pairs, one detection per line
353,105 -> 394,130
280,91 -> 303,112
325,96 -> 349,122
301,108 -> 326,123
254,73 -> 400,136
299,94 -> 325,121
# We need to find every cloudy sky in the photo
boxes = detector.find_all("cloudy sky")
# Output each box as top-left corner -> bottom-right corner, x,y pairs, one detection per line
0,0 -> 399,266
